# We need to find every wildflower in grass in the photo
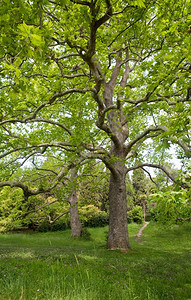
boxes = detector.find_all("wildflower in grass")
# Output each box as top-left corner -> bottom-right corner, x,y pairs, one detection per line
37,289 -> 40,292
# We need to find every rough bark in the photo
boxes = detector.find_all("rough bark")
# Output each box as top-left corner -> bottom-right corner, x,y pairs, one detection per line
106,137 -> 131,250
107,162 -> 131,250
69,168 -> 82,237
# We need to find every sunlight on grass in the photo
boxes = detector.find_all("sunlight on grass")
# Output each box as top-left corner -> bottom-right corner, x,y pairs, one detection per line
1,249 -> 35,259
0,223 -> 190,299
78,254 -> 99,261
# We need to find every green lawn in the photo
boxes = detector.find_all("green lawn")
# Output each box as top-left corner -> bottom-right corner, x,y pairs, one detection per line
0,223 -> 190,300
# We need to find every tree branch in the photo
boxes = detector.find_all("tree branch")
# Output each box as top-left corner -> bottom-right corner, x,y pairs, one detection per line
28,118 -> 72,135
126,126 -> 165,154
95,0 -> 112,29
108,15 -> 143,48
0,88 -> 89,126
108,50 -> 122,89
141,167 -> 158,187
70,0 -> 90,6
127,163 -> 176,184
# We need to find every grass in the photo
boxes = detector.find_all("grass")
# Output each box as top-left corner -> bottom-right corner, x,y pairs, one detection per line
0,223 -> 190,300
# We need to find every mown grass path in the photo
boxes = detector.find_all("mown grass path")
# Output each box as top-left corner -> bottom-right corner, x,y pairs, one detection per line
0,223 -> 190,300
136,222 -> 150,240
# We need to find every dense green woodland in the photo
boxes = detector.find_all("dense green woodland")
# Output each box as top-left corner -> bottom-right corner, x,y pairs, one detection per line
0,0 -> 190,249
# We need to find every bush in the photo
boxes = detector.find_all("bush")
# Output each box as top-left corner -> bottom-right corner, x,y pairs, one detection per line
79,205 -> 109,227
37,218 -> 69,232
37,221 -> 51,232
127,205 -> 144,224
149,189 -> 191,224
51,219 -> 69,231
84,211 -> 109,227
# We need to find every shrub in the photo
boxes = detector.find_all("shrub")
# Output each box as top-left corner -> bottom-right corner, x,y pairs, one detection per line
51,219 -> 69,231
37,221 -> 51,232
127,205 -> 144,224
37,218 -> 70,232
149,189 -> 191,224
79,205 -> 109,227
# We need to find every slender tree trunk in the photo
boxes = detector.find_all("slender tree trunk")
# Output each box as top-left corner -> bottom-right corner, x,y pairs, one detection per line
107,162 -> 131,250
69,168 -> 82,237
143,200 -> 146,223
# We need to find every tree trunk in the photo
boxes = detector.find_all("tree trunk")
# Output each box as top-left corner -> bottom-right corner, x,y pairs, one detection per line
69,188 -> 82,237
143,200 -> 146,223
107,163 -> 131,250
69,168 -> 82,237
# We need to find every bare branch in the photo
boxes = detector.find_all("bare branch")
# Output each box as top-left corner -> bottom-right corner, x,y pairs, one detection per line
0,147 -> 26,159
96,105 -> 117,128
127,163 -> 176,184
55,53 -> 80,60
2,126 -> 30,142
79,151 -> 117,176
48,88 -> 89,105
126,126 -> 165,154
24,73 -> 48,78
141,167 -> 158,187
108,15 -> 143,48
108,50 -> 122,89
176,139 -> 191,158
70,0 -> 91,6
95,0 -> 112,29
95,118 -> 121,148
28,118 -> 72,135
24,199 -> 59,216
81,143 -> 107,154
0,181 -> 39,199
32,160 -> 58,176
113,4 -> 135,15
0,141 -> 75,160
0,164 -> 74,201
91,88 -> 105,110
50,210 -> 70,224
0,84 -> 12,90
0,88 -> 89,126
120,49 -> 131,88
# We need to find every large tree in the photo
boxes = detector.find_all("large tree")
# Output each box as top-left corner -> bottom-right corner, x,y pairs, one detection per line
0,0 -> 190,249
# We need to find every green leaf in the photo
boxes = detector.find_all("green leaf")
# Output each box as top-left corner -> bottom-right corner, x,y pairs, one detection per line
30,34 -> 45,47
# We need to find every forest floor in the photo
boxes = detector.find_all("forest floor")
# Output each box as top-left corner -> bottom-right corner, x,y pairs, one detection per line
0,223 -> 190,300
